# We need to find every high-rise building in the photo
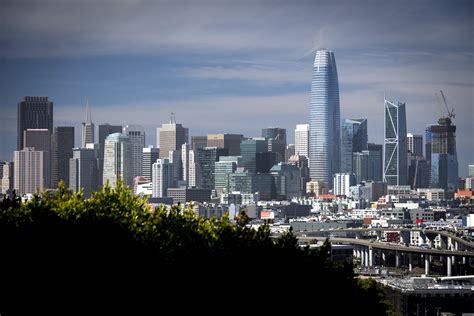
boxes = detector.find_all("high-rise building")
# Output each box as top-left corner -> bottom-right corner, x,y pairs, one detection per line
123,125 -> 145,180
152,158 -> 174,198
262,127 -> 287,163
157,121 -> 188,159
103,133 -> 133,188
426,117 -> 458,192
295,124 -> 309,158
142,147 -> 160,182
52,126 -> 74,187
69,148 -> 98,198
469,164 -> 474,178
98,124 -> 122,187
367,143 -> 383,182
333,173 -> 356,196
383,98 -> 407,185
207,134 -> 244,156
190,136 -> 207,151
353,151 -> 369,184
215,158 -> 239,195
408,156 -> 430,189
23,129 -> 51,187
407,133 -> 423,157
1,162 -> 13,196
309,50 -> 340,187
288,154 -> 310,193
81,102 -> 95,147
188,150 -> 199,187
168,149 -> 182,185
240,138 -> 267,174
17,96 -> 53,150
285,144 -> 295,162
256,152 -> 278,173
196,147 -> 228,189
341,119 -> 368,173
13,148 -> 48,195
270,163 -> 301,199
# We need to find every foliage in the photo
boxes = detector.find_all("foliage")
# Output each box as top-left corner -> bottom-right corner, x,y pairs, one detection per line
0,180 -> 389,314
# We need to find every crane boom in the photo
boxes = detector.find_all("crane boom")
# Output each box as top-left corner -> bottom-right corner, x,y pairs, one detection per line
440,90 -> 455,119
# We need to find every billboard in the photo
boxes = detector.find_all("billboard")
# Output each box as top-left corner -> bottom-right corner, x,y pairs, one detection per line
260,211 -> 274,220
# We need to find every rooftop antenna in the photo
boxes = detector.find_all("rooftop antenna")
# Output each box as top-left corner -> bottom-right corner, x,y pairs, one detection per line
170,112 -> 176,124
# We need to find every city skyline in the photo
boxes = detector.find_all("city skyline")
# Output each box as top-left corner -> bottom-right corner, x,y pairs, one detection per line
0,1 -> 473,176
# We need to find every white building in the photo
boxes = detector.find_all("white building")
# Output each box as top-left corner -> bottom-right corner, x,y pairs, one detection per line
295,124 -> 309,159
152,158 -> 174,198
333,173 -> 355,196
14,148 -> 48,195
103,133 -> 133,188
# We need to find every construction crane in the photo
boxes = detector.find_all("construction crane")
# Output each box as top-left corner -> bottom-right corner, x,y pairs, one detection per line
440,90 -> 455,120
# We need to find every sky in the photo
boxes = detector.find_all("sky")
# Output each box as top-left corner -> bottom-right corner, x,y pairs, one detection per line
0,0 -> 473,176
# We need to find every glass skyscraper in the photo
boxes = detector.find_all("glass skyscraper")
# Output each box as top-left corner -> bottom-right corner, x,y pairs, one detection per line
383,98 -> 407,185
341,118 -> 368,173
309,50 -> 340,187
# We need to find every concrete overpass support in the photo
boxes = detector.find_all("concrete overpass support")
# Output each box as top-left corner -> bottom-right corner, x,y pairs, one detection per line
382,252 -> 386,264
447,256 -> 452,276
395,252 -> 400,268
408,253 -> 413,271
368,247 -> 373,267
424,255 -> 430,275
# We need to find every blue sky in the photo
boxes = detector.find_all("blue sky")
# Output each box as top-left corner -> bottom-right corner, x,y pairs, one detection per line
1,0 -> 473,176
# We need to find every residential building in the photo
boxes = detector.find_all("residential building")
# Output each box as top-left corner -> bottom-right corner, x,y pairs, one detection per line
333,173 -> 356,196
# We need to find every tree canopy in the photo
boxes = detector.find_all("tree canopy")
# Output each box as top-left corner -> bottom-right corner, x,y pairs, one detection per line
0,181 -> 391,314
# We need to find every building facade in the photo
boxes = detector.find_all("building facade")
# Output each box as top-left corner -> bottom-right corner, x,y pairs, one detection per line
295,124 -> 309,158
309,49 -> 340,187
69,148 -> 98,198
13,148 -> 48,195
207,134 -> 244,156
157,122 -> 188,159
17,96 -> 53,150
152,158 -> 174,198
81,102 -> 95,147
52,126 -> 74,187
341,118 -> 368,174
383,98 -> 407,185
103,133 -> 133,188
142,146 -> 160,182
123,125 -> 145,180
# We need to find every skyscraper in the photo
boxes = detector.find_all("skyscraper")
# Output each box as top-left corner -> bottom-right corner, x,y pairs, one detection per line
383,98 -> 407,185
52,126 -> 74,187
407,133 -> 423,157
123,125 -> 145,180
207,134 -> 244,156
142,147 -> 160,182
262,127 -> 287,163
157,121 -> 188,159
17,96 -> 53,150
69,147 -> 98,198
295,124 -> 309,158
81,102 -> 95,147
240,138 -> 267,174
14,148 -> 48,195
103,133 -> 133,188
196,147 -> 228,189
426,117 -> 458,192
309,49 -> 340,187
341,118 -> 368,173
98,124 -> 122,186
367,143 -> 383,182
152,158 -> 174,198
1,162 -> 13,196
23,129 -> 51,187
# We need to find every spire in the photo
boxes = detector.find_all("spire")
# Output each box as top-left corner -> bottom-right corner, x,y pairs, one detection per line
85,100 -> 92,124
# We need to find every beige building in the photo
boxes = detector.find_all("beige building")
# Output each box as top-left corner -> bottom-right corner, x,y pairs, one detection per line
14,148 -> 48,195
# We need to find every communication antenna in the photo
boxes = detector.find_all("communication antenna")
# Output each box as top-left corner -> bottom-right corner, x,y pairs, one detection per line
170,112 -> 176,124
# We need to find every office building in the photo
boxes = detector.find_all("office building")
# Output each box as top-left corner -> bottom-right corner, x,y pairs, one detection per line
69,147 -> 98,198
309,50 -> 340,187
383,98 -> 407,185
167,187 -> 212,204
196,147 -> 228,189
240,138 -> 267,174
288,154 -> 310,193
98,124 -> 122,186
295,124 -> 309,158
426,117 -> 458,192
1,162 -> 13,196
262,127 -> 286,163
333,173 -> 356,196
142,147 -> 160,182
215,157 -> 239,194
152,158 -> 174,198
367,143 -> 383,182
341,118 -> 367,173
13,148 -> 48,195
285,144 -> 295,162
157,120 -> 188,159
23,129 -> 51,187
17,96 -> 53,150
270,163 -> 301,199
123,125 -> 145,179
81,102 -> 95,147
407,133 -> 423,157
207,134 -> 244,156
52,126 -> 74,187
103,133 -> 133,188
190,136 -> 207,151
352,151 -> 369,183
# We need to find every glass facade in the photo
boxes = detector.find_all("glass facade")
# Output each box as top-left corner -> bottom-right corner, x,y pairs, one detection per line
383,99 -> 407,185
341,118 -> 367,173
309,50 -> 340,187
